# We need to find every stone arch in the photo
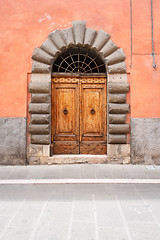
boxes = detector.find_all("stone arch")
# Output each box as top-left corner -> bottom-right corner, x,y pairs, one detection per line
28,21 -> 130,164
31,20 -> 126,74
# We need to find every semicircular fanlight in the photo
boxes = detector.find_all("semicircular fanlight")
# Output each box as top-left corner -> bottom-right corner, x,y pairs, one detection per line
52,47 -> 106,74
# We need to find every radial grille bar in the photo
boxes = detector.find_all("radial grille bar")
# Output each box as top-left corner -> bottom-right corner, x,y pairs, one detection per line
52,47 -> 106,74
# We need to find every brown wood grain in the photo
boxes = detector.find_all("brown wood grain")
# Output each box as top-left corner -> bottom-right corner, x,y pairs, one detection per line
80,78 -> 107,153
80,142 -> 107,154
51,76 -> 107,155
52,141 -> 79,154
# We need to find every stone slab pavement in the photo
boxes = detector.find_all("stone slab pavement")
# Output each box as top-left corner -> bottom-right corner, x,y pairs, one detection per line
0,164 -> 160,180
0,164 -> 160,240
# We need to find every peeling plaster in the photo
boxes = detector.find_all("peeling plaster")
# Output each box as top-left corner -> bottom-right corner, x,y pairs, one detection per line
39,13 -> 52,23
48,21 -> 72,30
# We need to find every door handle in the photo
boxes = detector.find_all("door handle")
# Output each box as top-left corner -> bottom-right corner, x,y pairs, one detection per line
91,108 -> 95,114
63,108 -> 68,115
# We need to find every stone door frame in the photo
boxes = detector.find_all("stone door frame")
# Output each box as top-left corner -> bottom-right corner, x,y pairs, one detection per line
28,20 -> 130,164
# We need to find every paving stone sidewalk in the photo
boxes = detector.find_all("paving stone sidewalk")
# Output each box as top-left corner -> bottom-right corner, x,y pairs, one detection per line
0,164 -> 160,180
0,164 -> 160,240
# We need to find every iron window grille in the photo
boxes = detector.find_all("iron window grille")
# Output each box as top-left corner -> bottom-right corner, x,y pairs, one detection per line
52,47 -> 106,74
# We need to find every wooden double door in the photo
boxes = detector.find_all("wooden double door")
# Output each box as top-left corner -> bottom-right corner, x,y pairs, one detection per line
51,76 -> 107,155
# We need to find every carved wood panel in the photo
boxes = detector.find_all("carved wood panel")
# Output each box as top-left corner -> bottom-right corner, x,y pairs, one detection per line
51,77 -> 107,154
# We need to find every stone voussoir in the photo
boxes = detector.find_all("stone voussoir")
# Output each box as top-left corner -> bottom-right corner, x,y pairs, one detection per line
109,114 -> 126,124
92,29 -> 110,51
109,124 -> 130,134
29,103 -> 50,114
31,93 -> 50,103
108,82 -> 129,93
100,39 -> 118,58
32,47 -> 55,65
32,61 -> 51,73
108,93 -> 126,103
105,48 -> 126,66
72,20 -> 86,45
31,135 -> 50,145
108,103 -> 130,114
84,28 -> 97,47
40,38 -> 60,57
108,134 -> 127,144
29,124 -> 49,135
107,61 -> 126,74
30,114 -> 50,124
60,28 -> 75,47
29,82 -> 51,94
48,29 -> 66,51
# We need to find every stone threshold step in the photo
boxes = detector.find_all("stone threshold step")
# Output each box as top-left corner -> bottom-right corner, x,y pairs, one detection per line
0,179 -> 160,185
47,154 -> 108,164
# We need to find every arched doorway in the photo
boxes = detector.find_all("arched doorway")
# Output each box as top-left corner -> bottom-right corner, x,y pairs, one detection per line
28,20 -> 130,164
51,47 -> 107,154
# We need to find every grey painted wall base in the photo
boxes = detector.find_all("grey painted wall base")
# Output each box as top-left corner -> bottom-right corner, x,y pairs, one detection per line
131,118 -> 160,164
0,118 -> 27,165
1,117 -> 160,165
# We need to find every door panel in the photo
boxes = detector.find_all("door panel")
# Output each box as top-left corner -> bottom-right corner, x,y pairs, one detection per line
56,89 -> 75,135
83,89 -> 101,133
52,77 -> 107,155
52,141 -> 79,154
81,86 -> 103,136
80,80 -> 107,154
52,80 -> 79,154
80,141 -> 107,155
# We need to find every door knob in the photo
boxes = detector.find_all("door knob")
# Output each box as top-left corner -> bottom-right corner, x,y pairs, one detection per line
91,108 -> 95,114
63,108 -> 68,115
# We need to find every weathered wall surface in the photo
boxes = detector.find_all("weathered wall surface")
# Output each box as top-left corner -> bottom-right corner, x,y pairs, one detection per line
131,118 -> 160,164
0,118 -> 26,165
0,0 -> 160,118
0,0 -> 130,118
0,0 -> 160,164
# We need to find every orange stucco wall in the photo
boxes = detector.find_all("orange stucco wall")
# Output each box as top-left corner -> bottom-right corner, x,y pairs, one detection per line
0,0 -> 160,118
